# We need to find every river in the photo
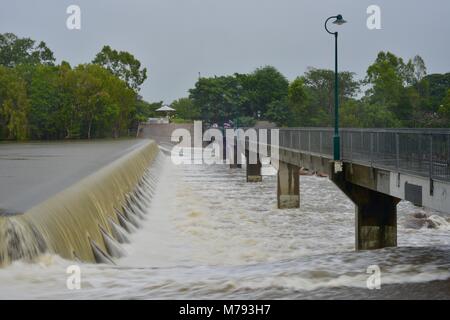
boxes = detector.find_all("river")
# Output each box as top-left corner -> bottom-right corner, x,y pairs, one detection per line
0,152 -> 449,299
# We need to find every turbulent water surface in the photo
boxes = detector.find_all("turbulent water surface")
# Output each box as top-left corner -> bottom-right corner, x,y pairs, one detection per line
0,152 -> 449,299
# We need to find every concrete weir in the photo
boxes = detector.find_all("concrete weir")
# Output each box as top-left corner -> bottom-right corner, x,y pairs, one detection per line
0,140 -> 159,266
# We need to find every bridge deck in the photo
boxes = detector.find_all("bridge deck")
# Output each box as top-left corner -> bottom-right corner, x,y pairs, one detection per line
240,128 -> 450,182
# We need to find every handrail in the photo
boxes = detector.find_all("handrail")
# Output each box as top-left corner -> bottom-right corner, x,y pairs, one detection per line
235,127 -> 450,182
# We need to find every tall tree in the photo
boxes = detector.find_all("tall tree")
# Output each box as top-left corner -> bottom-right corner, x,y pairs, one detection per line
189,75 -> 244,124
0,66 -> 29,140
71,64 -> 135,139
412,55 -> 427,83
171,97 -> 200,121
0,33 -> 55,67
365,51 -> 407,106
249,66 -> 289,119
287,77 -> 309,126
365,51 -> 416,123
303,68 -> 360,126
365,52 -> 433,126
28,64 -> 63,139
92,45 -> 147,91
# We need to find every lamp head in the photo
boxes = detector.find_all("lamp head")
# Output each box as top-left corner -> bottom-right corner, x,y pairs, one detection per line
333,14 -> 347,25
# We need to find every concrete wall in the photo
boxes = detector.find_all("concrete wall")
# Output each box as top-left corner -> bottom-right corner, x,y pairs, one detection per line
389,172 -> 450,214
138,123 -> 195,144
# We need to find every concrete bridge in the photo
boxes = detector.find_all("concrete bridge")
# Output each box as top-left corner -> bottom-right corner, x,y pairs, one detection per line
231,128 -> 450,251
138,123 -> 450,251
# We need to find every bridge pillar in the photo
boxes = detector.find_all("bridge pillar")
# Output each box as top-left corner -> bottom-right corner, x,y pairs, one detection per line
330,163 -> 400,250
245,150 -> 262,182
277,161 -> 300,209
222,136 -> 227,161
230,138 -> 242,168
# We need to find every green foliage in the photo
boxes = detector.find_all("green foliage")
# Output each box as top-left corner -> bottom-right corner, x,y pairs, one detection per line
265,99 -> 290,127
265,76 -> 309,127
364,51 -> 433,125
171,97 -> 200,121
411,55 -> 427,83
93,45 -> 147,92
438,89 -> 450,127
72,64 -> 117,138
365,52 -> 409,111
286,77 -> 309,126
249,66 -> 289,118
187,53 -> 448,129
189,66 -> 288,125
235,116 -> 256,127
0,33 -> 55,67
171,117 -> 193,124
189,75 -> 242,124
341,99 -> 401,128
423,73 -> 450,112
28,64 -> 65,139
1,32 -> 449,141
0,66 -> 29,140
299,68 -> 360,127
0,33 -> 153,141
24,62 -> 137,140
132,98 -> 162,124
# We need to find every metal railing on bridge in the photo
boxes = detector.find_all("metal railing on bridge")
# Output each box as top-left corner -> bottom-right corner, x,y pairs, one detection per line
240,128 -> 450,182
278,128 -> 450,182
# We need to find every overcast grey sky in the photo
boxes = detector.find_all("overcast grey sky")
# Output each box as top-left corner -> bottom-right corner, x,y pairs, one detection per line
1,0 -> 449,103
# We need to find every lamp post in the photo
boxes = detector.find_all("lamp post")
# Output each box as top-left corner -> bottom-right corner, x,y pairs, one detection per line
325,14 -> 347,162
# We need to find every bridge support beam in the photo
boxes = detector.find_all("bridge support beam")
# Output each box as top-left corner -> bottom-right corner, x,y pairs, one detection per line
246,151 -> 262,182
331,163 -> 400,250
277,161 -> 300,209
230,138 -> 242,169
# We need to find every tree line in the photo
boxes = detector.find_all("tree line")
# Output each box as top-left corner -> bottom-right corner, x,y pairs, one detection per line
1,32 -> 449,142
0,33 -> 152,140
177,52 -> 450,128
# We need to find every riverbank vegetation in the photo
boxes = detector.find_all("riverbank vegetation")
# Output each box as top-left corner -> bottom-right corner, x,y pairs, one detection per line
1,32 -> 449,141
186,52 -> 450,128
0,33 -> 155,140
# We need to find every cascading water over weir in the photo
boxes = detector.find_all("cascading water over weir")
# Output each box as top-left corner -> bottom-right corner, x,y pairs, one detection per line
1,137 -> 449,299
0,140 -> 160,266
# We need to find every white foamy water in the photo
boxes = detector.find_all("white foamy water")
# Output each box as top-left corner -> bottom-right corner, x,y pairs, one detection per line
0,153 -> 449,299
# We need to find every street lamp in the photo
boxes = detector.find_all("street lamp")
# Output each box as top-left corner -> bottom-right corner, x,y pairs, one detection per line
325,14 -> 347,162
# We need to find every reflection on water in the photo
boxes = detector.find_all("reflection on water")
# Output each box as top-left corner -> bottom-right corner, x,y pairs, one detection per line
0,153 -> 449,299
